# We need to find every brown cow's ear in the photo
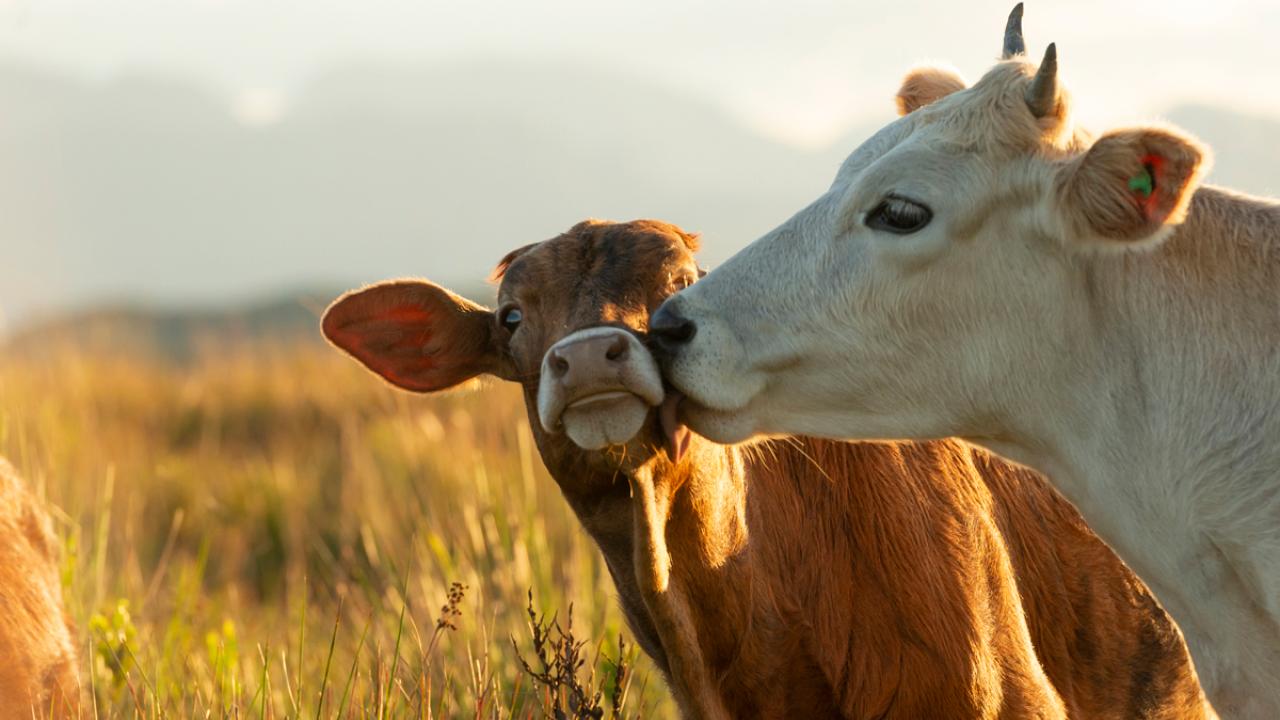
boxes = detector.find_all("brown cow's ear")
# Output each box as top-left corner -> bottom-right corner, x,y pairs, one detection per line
322,280 -> 510,392
678,229 -> 701,252
895,67 -> 966,116
1054,126 -> 1209,249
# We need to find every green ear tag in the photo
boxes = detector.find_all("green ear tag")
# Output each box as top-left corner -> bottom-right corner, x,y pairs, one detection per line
1128,167 -> 1154,198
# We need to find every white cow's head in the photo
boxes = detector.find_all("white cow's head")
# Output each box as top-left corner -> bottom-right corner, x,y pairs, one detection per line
653,5 -> 1208,445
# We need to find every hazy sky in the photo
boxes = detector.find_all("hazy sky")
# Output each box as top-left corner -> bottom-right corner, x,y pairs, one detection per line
1,0 -> 1277,147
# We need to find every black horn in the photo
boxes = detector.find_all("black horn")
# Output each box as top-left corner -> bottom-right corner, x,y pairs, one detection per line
1025,42 -> 1059,118
1002,3 -> 1026,58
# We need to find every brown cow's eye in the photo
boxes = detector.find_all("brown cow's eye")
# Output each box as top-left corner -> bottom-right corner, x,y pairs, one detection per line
499,306 -> 523,332
866,196 -> 932,235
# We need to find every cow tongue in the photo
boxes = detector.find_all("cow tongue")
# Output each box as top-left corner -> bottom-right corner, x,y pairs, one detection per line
659,390 -> 692,464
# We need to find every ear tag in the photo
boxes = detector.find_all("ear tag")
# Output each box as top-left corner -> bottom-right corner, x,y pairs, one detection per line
1128,164 -> 1155,199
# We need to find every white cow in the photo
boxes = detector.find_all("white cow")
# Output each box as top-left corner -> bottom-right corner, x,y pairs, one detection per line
652,5 -> 1280,717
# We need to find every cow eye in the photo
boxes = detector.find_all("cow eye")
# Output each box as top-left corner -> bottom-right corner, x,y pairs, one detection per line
499,306 -> 523,332
866,196 -> 932,235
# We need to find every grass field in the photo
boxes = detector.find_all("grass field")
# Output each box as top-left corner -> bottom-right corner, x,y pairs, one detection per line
0,339 -> 674,718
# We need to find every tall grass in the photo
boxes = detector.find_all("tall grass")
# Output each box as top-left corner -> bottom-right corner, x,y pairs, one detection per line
0,340 -> 672,718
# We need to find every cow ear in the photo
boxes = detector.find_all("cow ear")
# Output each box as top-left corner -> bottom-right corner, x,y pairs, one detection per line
322,280 -> 510,392
1054,126 -> 1209,249
678,228 -> 701,252
895,67 -> 967,116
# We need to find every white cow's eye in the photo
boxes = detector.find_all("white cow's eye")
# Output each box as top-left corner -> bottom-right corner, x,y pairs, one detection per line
499,306 -> 523,332
866,196 -> 933,235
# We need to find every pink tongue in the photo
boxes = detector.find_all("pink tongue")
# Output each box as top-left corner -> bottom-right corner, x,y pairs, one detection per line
659,390 -> 692,464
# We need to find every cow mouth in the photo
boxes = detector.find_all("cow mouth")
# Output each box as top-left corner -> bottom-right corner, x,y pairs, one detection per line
556,386 -> 691,464
565,390 -> 635,411
556,387 -> 653,451
658,390 -> 758,446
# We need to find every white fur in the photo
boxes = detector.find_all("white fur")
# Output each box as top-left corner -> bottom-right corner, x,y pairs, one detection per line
662,63 -> 1280,716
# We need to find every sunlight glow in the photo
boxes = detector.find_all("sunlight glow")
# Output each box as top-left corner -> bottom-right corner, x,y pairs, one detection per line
231,88 -> 285,127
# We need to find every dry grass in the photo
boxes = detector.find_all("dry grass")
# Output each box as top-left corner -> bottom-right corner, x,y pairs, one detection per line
0,340 -> 673,718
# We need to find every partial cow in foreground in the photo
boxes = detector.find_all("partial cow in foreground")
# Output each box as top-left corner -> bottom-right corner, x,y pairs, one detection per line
324,220 -> 1211,718
0,457 -> 78,718
651,6 -> 1279,715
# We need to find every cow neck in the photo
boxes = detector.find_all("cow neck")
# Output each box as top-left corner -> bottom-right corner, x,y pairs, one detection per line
621,442 -> 747,718
971,187 -> 1280,563
973,184 -> 1280,717
528,420 -> 749,692
535,431 -> 750,578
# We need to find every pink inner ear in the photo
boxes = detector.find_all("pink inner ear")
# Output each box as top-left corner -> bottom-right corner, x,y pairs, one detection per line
323,281 -> 496,393
385,305 -> 432,324
328,302 -> 443,390
1138,153 -> 1166,220
372,305 -> 436,385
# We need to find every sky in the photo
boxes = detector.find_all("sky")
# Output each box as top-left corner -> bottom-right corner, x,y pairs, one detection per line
1,0 -> 1278,330
1,0 -> 1276,147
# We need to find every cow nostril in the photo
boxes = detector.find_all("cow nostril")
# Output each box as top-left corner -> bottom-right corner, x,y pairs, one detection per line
650,304 -> 697,348
549,350 -> 570,377
605,336 -> 628,362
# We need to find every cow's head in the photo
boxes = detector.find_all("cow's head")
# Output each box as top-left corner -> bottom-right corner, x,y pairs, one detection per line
322,219 -> 702,474
652,5 -> 1209,446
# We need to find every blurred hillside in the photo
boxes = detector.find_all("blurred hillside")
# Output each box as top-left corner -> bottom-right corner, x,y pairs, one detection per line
1,291 -> 337,363
1,284 -> 489,364
2,59 -> 1278,340
0,59 -> 860,332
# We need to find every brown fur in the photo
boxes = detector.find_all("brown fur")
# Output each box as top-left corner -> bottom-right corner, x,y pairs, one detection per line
324,220 -> 1212,718
896,67 -> 967,116
0,458 -> 79,718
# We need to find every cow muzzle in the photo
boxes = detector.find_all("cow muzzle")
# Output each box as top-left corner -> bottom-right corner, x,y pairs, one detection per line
536,327 -> 665,450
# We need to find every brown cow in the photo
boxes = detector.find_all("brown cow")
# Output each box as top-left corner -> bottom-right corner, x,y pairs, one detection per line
323,220 -> 1212,718
0,457 -> 79,718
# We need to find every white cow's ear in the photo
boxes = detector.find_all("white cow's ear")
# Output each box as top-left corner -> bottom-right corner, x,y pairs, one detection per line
1053,126 -> 1209,250
895,66 -> 967,116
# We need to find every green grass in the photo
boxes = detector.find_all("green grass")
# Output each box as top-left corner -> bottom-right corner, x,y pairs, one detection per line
0,341 -> 673,718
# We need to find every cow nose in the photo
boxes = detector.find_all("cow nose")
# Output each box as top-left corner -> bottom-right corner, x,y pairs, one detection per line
650,301 -> 697,349
547,333 -> 630,382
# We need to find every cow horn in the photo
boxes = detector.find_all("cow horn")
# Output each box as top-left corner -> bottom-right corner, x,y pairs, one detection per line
1025,42 -> 1058,118
1002,3 -> 1026,58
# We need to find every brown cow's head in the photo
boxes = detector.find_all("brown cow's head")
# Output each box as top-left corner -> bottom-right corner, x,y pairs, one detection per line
322,219 -> 702,473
